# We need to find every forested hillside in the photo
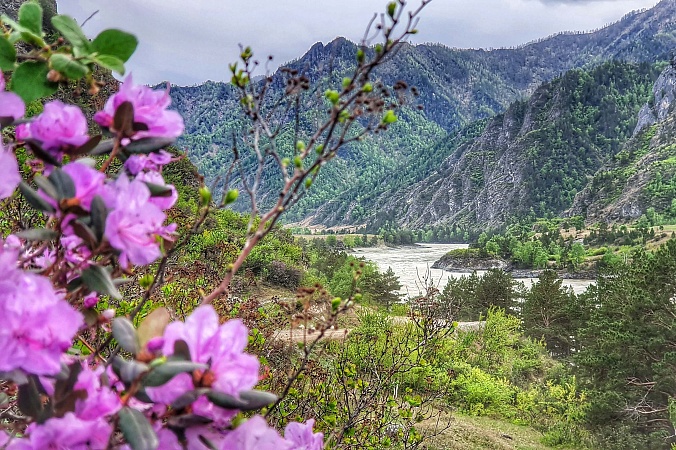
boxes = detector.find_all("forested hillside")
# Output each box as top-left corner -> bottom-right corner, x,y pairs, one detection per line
569,62 -> 676,225
370,61 -> 663,229
170,0 -> 676,229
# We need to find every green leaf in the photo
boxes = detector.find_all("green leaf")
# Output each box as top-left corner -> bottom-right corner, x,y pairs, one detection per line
206,390 -> 277,411
167,414 -> 212,429
0,15 -> 44,47
0,36 -> 16,71
137,307 -> 171,348
15,228 -> 58,241
10,61 -> 57,103
382,110 -> 398,124
33,174 -> 58,200
70,221 -> 98,248
93,54 -> 125,74
50,15 -> 91,54
112,318 -> 140,355
81,265 -> 122,300
224,189 -> 238,205
89,139 -> 115,155
387,2 -> 397,18
48,168 -> 76,199
112,357 -> 149,384
19,2 -> 43,36
205,391 -> 247,410
18,181 -> 55,213
90,195 -> 108,242
69,135 -> 102,157
237,390 -> 278,411
92,29 -> 138,63
171,389 -> 209,410
18,376 -> 50,423
144,182 -> 173,198
143,361 -> 207,388
118,407 -> 159,450
325,89 -> 340,105
125,137 -> 176,154
49,53 -> 89,80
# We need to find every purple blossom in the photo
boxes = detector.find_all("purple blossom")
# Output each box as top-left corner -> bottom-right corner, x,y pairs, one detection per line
0,143 -> 21,200
73,365 -> 121,421
83,292 -> 99,308
134,170 -> 178,210
16,101 -> 89,159
61,234 -> 92,268
220,415 -> 292,450
125,151 -> 173,175
147,306 -> 260,424
0,73 -> 25,121
103,175 -> 169,267
0,249 -> 83,375
94,75 -> 184,140
62,161 -> 106,210
284,419 -> 324,450
6,413 -> 111,450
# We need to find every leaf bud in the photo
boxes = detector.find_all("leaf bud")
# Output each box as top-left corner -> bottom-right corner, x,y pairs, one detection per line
224,189 -> 239,205
199,186 -> 212,207
325,89 -> 340,105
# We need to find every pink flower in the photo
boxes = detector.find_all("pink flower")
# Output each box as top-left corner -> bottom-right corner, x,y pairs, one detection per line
147,306 -> 260,424
94,75 -> 184,140
0,143 -> 20,199
284,419 -> 324,450
16,101 -> 88,159
0,249 -> 83,375
103,175 -> 169,267
125,151 -> 173,175
7,412 -> 111,450
73,365 -> 121,421
0,73 -> 25,121
62,162 -> 106,210
83,292 -> 99,308
220,416 -> 292,450
134,170 -> 178,210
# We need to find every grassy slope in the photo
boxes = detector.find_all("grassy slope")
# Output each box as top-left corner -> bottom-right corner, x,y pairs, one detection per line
424,413 -> 567,450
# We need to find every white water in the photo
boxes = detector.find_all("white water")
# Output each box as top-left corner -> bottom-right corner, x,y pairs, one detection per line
351,243 -> 595,298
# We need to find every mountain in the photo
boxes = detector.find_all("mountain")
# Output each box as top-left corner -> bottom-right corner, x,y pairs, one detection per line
367,61 -> 662,229
170,0 -> 676,228
567,61 -> 676,225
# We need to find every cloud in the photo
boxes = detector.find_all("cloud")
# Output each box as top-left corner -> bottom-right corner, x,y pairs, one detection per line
56,0 -> 658,86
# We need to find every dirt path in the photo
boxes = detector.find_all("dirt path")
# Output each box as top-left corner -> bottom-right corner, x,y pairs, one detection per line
271,319 -> 484,343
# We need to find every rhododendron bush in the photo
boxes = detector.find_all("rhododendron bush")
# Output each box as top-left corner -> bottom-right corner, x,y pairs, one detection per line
0,1 -> 427,448
0,4 -> 324,449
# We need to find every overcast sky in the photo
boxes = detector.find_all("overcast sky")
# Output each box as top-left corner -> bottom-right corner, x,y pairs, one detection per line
57,0 -> 659,86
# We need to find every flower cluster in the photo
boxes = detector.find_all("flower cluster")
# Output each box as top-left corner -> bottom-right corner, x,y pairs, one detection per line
16,101 -> 89,161
0,245 -> 82,376
0,65 -> 324,449
95,75 -> 184,140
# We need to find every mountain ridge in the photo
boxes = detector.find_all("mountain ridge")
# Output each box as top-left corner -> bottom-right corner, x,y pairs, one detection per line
169,0 -> 676,229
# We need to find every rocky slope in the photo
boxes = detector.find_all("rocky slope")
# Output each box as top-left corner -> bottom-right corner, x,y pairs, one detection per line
568,61 -> 676,223
171,0 -> 676,228
355,61 -> 661,229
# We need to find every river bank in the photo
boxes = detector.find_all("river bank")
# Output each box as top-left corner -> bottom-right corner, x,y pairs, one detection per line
352,243 -> 595,296
431,249 -> 596,280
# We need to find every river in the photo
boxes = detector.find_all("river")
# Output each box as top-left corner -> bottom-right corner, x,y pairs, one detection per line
351,243 -> 595,298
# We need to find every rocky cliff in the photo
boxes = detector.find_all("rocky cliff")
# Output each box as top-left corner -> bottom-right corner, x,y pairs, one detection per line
568,61 -> 676,224
355,61 -> 660,229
